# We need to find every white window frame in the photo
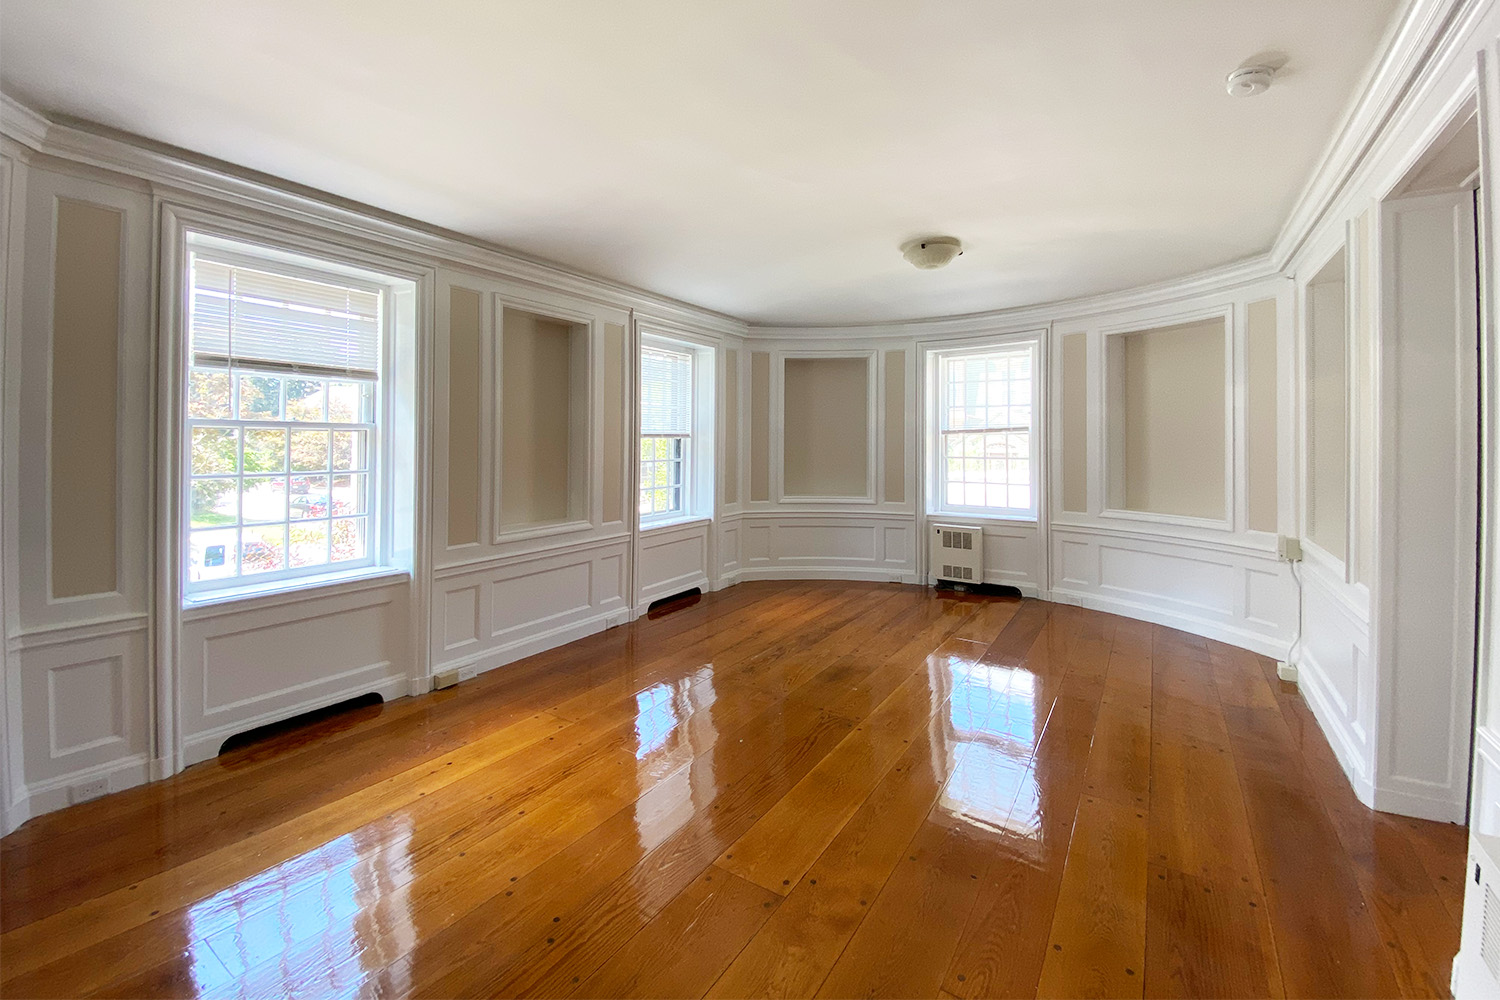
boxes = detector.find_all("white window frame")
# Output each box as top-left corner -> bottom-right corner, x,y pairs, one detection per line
638,333 -> 715,528
926,338 -> 1041,521
179,231 -> 407,602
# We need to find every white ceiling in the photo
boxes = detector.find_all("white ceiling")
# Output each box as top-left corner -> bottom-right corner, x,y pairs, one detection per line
0,1 -> 1399,325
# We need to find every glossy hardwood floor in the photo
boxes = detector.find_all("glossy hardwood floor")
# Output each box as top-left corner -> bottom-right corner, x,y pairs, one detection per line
0,582 -> 1467,999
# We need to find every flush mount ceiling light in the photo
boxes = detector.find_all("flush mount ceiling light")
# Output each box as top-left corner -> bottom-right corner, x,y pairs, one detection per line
1225,64 -> 1276,97
901,236 -> 963,270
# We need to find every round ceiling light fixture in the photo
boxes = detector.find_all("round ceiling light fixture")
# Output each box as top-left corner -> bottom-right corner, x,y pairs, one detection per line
1225,64 -> 1276,98
901,236 -> 963,270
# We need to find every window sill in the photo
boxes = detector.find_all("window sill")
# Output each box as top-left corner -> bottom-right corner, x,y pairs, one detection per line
929,510 -> 1038,524
182,566 -> 412,620
639,514 -> 713,533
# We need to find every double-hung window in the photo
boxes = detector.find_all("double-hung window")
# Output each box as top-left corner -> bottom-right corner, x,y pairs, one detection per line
933,343 -> 1038,517
639,344 -> 694,520
183,237 -> 387,595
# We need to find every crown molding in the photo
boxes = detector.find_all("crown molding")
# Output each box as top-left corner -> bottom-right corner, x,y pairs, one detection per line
0,92 -> 48,149
745,252 -> 1279,341
0,96 -> 748,341
1270,0 -> 1481,271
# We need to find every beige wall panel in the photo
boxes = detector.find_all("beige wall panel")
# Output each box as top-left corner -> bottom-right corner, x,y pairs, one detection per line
1246,298 -> 1279,533
1120,319 -> 1226,519
1354,213 -> 1376,583
783,357 -> 869,498
1060,333 -> 1088,513
883,350 -> 906,503
446,286 -> 482,546
50,198 -> 121,598
1307,257 -> 1348,560
501,310 -> 573,527
750,352 -> 770,502
601,322 -> 624,525
723,350 -> 739,505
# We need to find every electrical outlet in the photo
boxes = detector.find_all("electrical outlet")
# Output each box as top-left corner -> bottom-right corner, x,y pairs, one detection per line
1277,535 -> 1303,562
69,778 -> 109,804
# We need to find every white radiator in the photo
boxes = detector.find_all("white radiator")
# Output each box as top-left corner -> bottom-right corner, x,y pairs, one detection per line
1456,832 -> 1500,998
930,524 -> 983,584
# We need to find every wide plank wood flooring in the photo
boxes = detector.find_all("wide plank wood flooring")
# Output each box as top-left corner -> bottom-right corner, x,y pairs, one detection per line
0,582 -> 1467,998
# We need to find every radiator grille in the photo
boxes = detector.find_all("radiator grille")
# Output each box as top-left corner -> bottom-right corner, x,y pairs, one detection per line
1485,882 -> 1500,980
939,529 -> 974,551
942,564 -> 975,581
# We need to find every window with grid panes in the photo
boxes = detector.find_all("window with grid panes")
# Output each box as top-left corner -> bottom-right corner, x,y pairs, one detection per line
939,345 -> 1036,516
639,345 -> 692,520
184,240 -> 385,594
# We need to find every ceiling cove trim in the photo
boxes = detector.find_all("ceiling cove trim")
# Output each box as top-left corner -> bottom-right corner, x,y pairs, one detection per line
745,253 -> 1279,341
1270,0 -> 1480,271
0,96 -> 748,341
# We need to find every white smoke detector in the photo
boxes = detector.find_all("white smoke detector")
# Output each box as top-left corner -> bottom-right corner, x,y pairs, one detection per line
901,236 -> 963,270
1225,65 -> 1275,98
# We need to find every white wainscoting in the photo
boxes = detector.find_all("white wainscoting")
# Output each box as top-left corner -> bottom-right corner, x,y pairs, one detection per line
6,618 -> 153,827
431,536 -> 630,678
1046,523 -> 1297,659
637,519 -> 713,607
177,579 -> 413,767
717,516 -> 743,588
736,511 -> 917,583
1294,550 -> 1375,805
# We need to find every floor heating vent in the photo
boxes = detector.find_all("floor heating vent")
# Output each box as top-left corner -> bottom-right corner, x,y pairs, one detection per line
930,524 -> 983,585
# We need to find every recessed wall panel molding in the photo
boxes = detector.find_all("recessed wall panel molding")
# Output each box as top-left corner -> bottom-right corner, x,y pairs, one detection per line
1048,525 -> 1294,659
1109,316 -> 1228,522
177,581 -> 412,767
601,322 -> 626,526
749,352 -> 770,502
638,520 -> 711,606
1059,332 -> 1088,514
780,354 -> 874,500
17,627 -> 149,799
883,350 -> 906,503
16,165 -> 151,627
1245,298 -> 1279,532
734,512 -> 916,583
723,350 -> 740,506
430,538 -> 630,675
444,284 -> 484,548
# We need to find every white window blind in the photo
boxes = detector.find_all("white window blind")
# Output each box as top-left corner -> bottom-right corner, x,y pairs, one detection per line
640,346 -> 692,435
189,255 -> 382,378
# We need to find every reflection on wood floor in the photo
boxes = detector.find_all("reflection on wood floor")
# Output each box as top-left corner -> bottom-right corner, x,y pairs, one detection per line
0,582 -> 1466,998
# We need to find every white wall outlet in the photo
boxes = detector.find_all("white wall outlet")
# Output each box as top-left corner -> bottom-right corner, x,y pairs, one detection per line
1276,660 -> 1298,682
68,777 -> 109,804
1277,535 -> 1303,562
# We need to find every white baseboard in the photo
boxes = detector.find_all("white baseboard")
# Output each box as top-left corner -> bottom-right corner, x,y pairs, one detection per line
1043,586 -> 1291,660
735,567 -> 920,584
1373,784 -> 1466,824
7,754 -> 155,832
1293,648 -> 1375,807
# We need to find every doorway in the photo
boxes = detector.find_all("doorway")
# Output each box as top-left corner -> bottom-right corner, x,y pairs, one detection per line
1375,105 -> 1482,823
